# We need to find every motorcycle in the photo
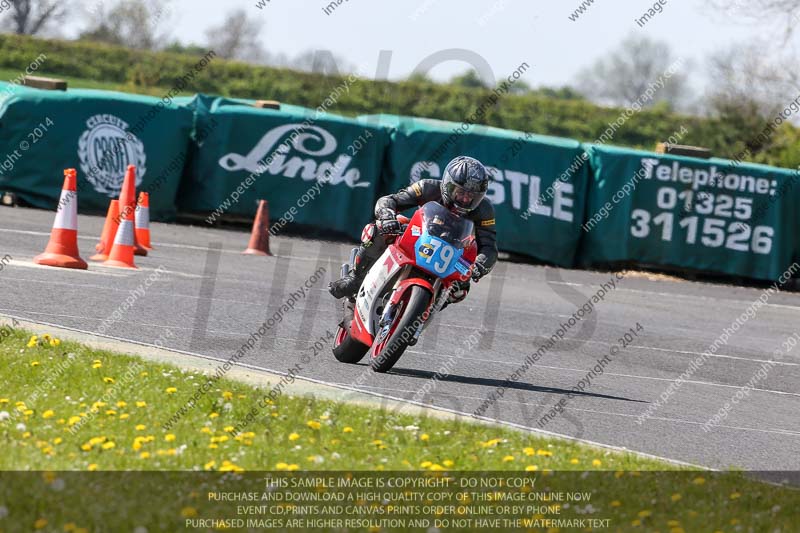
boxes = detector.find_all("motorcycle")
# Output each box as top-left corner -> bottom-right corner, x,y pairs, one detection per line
332,201 -> 477,373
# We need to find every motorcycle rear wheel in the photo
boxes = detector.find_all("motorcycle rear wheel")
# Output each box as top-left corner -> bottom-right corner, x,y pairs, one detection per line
370,285 -> 431,373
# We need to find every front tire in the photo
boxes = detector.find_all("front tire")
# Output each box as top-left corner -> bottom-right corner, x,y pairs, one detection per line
332,319 -> 369,364
370,286 -> 431,373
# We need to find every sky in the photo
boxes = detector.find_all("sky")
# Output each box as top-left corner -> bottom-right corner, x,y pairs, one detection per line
70,0 -> 798,89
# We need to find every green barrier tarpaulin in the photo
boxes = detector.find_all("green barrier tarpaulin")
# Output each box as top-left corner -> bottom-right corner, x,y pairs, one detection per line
178,95 -> 389,239
0,83 -> 193,221
358,114 -> 590,267
581,144 -> 800,281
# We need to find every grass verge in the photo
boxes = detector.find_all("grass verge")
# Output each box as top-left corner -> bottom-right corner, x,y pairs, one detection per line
0,324 -> 797,532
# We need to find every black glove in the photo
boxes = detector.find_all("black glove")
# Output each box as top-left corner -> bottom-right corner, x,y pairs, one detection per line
376,209 -> 401,235
471,260 -> 489,282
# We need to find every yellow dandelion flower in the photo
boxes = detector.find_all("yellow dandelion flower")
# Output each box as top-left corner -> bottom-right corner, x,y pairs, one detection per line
523,447 -> 535,456
132,441 -> 143,452
525,465 -> 538,472
33,518 -> 48,529
429,464 -> 444,471
53,437 -> 62,445
80,443 -> 92,452
101,441 -> 115,450
276,462 -> 289,470
288,433 -> 300,441
165,387 -> 177,394
119,413 -> 130,420
671,493 -> 682,502
135,401 -> 147,408
223,425 -> 235,432
611,500 -> 622,507
63,522 -> 77,531
105,410 -> 116,416
209,412 -> 219,419
116,401 -> 127,408
343,426 -> 353,433
286,464 -> 299,471
139,452 -> 151,459
181,507 -> 198,518
42,334 -> 51,341
208,444 -> 218,449
307,420 -> 321,430
536,449 -> 552,456
443,460 -> 454,467
103,377 -> 115,384
592,459 -> 602,467
31,361 -> 40,367
631,519 -> 641,527
420,461 -> 432,468
371,440 -> 383,446
49,339 -> 59,347
730,492 -> 741,500
204,461 -> 216,470
200,427 -> 212,434
638,510 -> 652,518
135,424 -> 146,431
165,434 -> 176,442
692,476 -> 706,485
222,391 -> 233,400
570,458 -> 579,464
502,455 -> 515,462
42,410 -> 55,419
420,433 -> 430,441
87,464 -> 98,471
92,361 -> 102,369
0,399 -> 8,404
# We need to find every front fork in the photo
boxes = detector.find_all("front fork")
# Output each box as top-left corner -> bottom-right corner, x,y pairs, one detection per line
378,277 -> 442,347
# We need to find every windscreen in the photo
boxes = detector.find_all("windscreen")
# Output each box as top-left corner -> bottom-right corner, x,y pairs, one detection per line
420,202 -> 475,249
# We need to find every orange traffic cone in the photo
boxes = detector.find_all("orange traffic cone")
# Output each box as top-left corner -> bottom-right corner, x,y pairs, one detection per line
242,200 -> 272,256
103,165 -> 138,269
34,169 -> 88,270
135,192 -> 153,250
91,199 -> 120,261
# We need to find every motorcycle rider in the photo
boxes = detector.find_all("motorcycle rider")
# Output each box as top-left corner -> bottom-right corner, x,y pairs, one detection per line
328,156 -> 498,304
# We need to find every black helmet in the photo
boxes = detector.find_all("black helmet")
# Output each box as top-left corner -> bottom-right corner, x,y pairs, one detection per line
441,156 -> 489,215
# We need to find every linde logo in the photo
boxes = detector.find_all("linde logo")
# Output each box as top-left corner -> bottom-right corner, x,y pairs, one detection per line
218,123 -> 368,188
78,114 -> 146,196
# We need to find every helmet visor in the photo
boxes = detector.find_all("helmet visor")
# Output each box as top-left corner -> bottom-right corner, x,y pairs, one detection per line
444,181 -> 485,212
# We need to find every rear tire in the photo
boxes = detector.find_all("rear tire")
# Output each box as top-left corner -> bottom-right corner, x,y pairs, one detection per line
370,286 -> 431,373
332,321 -> 369,364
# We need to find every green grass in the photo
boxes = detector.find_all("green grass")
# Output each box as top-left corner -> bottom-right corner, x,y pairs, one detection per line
0,324 -> 798,532
0,325 -> 664,473
0,67 -> 189,97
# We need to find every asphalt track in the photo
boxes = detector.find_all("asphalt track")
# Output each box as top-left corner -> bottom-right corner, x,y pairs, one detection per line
1,206 -> 799,471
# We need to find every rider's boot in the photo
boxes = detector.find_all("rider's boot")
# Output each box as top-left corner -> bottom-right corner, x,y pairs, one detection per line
328,244 -> 372,300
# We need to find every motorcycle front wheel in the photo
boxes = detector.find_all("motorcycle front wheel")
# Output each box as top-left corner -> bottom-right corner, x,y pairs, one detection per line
370,285 -> 431,373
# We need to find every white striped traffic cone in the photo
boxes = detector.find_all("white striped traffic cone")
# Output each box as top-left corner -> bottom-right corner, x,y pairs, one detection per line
34,169 -> 88,270
135,192 -> 153,250
103,166 -> 138,269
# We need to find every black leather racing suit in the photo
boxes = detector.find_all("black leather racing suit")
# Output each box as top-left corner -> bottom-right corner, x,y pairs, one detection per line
373,179 -> 498,273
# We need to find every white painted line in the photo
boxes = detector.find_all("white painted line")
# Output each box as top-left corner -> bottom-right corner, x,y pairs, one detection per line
404,349 -> 800,398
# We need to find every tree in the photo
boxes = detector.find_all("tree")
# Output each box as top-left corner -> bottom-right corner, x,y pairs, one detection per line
290,50 -> 355,75
711,0 -> 800,40
2,0 -> 65,35
450,70 -> 489,89
204,9 -> 265,62
162,41 -> 209,56
575,35 -> 689,109
704,41 -> 800,156
79,0 -> 172,50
